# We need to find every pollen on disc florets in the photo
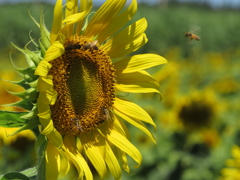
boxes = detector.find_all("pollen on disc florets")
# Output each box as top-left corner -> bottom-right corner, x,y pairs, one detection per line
48,35 -> 116,136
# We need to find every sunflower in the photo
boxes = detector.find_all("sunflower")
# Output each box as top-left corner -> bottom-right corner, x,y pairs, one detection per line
220,145 -> 240,180
1,0 -> 167,179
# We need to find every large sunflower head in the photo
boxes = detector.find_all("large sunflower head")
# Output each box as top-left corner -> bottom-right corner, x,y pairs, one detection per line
2,0 -> 167,179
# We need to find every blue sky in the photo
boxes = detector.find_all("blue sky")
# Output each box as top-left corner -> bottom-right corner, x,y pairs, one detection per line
0,0 -> 240,8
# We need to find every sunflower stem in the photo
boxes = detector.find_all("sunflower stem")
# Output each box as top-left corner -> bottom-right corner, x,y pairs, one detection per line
36,138 -> 47,180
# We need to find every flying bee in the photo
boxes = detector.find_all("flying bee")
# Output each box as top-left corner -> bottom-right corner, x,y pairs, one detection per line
184,32 -> 200,41
83,40 -> 99,51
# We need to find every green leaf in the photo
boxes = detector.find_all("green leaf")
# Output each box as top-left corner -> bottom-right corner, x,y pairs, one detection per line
0,110 -> 28,128
20,167 -> 37,179
0,172 -> 31,180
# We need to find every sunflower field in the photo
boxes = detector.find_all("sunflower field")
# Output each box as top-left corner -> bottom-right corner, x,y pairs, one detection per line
0,1 -> 240,180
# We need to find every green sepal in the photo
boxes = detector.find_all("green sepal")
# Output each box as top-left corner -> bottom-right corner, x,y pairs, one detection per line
15,66 -> 38,82
40,6 -> 50,51
21,106 -> 38,120
8,117 -> 39,136
6,79 -> 31,90
0,172 -> 31,180
29,79 -> 38,89
0,110 -> 28,128
7,88 -> 38,102
2,99 -> 33,111
81,12 -> 95,34
28,8 -> 40,28
11,42 -> 36,68
25,49 -> 42,67
39,39 -> 47,57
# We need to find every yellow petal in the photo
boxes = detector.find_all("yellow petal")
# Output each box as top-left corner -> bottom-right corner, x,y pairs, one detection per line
63,146 -> 85,179
57,148 -> 70,176
107,33 -> 147,59
112,115 -> 130,139
65,0 -> 78,17
102,18 -> 147,58
76,0 -> 93,33
97,0 -> 137,43
84,0 -> 126,38
63,136 -> 93,180
35,41 -> 64,76
37,76 -> 53,92
62,11 -> 88,25
99,141 -> 121,180
50,0 -> 63,44
80,134 -> 107,179
115,82 -> 161,97
34,60 -> 52,76
107,129 -> 142,166
114,54 -> 167,73
64,0 -> 78,36
114,106 -> 156,144
45,142 -> 60,180
117,149 -> 130,173
37,99 -> 63,148
114,97 -> 156,129
44,41 -> 65,62
116,70 -> 159,88
115,70 -> 162,98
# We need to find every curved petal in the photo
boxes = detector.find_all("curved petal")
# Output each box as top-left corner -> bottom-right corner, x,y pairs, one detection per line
114,54 -> 167,73
37,98 -> 63,149
63,146 -> 84,179
117,149 -> 130,173
65,0 -> 78,18
37,76 -> 54,92
80,133 -> 107,179
34,60 -> 52,77
84,0 -> 127,37
76,0 -> 93,33
35,41 -> 64,76
114,97 -> 156,129
110,33 -> 147,59
101,17 -> 147,50
63,136 -> 93,180
45,142 -> 60,180
115,70 -> 162,98
98,0 -> 138,43
115,81 -> 161,97
112,115 -> 130,139
64,0 -> 79,36
114,107 -> 156,144
44,41 -> 65,62
106,129 -> 142,167
99,139 -> 121,180
116,70 -> 159,88
50,0 -> 63,44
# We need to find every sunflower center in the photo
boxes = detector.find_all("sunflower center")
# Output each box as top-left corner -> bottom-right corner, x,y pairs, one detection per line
48,35 -> 115,136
